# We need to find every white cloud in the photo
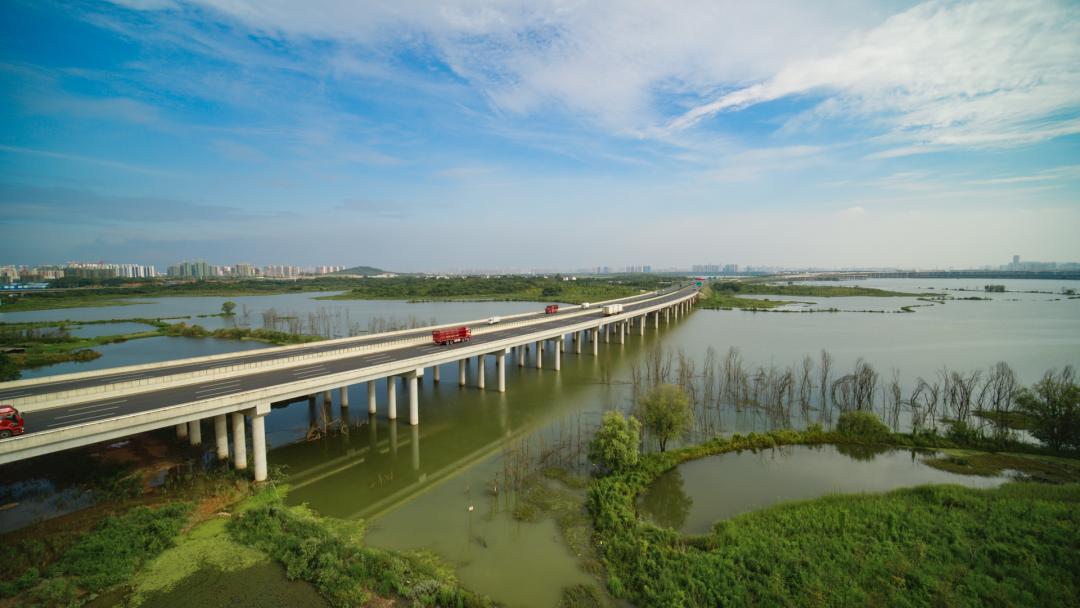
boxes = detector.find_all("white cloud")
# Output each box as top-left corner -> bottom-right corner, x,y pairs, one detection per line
672,0 -> 1080,151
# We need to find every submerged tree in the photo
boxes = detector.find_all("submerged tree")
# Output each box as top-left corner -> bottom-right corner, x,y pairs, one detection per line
1016,366 -> 1080,451
638,384 -> 692,452
221,301 -> 237,316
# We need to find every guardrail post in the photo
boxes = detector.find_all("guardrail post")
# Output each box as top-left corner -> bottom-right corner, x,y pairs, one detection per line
232,412 -> 247,470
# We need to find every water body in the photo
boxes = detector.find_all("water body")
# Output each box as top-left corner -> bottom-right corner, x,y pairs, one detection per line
19,336 -> 268,379
67,322 -> 158,338
637,445 -> 1010,535
7,280 -> 1079,606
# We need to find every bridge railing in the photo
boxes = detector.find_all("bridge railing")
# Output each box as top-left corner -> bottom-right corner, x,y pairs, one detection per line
9,289 -> 693,411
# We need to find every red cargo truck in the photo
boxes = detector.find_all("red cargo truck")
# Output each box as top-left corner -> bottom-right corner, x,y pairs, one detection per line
545,304 -> 559,314
0,405 -> 25,439
432,326 -> 472,345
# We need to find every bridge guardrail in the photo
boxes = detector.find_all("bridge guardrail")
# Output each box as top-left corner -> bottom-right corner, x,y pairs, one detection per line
9,288 -> 688,411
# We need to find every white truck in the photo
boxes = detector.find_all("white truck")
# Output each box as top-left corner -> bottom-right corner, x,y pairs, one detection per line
602,304 -> 623,316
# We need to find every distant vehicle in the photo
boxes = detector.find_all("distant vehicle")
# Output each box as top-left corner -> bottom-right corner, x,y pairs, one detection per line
545,304 -> 559,314
487,316 -> 501,325
602,304 -> 623,316
581,302 -> 591,309
432,326 -> 472,345
0,405 -> 25,439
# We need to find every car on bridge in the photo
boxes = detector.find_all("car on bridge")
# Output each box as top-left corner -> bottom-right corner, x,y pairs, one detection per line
545,304 -> 559,314
0,405 -> 25,439
432,326 -> 472,345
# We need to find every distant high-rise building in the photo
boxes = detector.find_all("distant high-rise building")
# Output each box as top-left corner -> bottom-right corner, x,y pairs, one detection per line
1013,255 -> 1020,266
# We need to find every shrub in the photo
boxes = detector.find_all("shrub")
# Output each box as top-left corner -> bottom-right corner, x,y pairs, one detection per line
834,411 -> 890,441
589,411 -> 641,475
1016,367 -> 1080,451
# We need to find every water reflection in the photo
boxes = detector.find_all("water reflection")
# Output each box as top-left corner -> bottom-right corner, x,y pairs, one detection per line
638,445 -> 1010,535
637,468 -> 693,530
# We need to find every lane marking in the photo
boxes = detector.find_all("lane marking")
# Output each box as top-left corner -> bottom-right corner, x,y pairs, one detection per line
46,412 -> 118,427
0,392 -> 32,399
55,405 -> 120,419
69,399 -> 127,411
198,379 -> 242,389
193,389 -> 241,399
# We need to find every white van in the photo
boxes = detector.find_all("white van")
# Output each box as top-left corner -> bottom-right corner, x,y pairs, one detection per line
487,316 -> 501,325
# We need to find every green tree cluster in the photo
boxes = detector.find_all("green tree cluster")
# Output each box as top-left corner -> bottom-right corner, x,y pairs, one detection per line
638,384 -> 693,452
589,411 -> 641,475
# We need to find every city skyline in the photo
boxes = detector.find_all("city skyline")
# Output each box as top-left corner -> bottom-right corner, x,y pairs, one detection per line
2,1 -> 1079,270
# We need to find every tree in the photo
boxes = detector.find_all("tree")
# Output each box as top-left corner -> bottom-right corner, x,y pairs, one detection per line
0,352 -> 20,382
589,410 -> 641,475
1015,366 -> 1080,451
638,384 -> 692,452
221,301 -> 237,316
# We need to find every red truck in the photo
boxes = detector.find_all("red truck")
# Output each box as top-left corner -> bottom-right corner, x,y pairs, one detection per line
432,326 -> 472,345
0,405 -> 25,439
545,304 -> 559,314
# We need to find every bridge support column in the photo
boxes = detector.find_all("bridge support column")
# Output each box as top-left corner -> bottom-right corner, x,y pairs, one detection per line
188,420 -> 202,446
640,315 -> 645,335
561,335 -> 567,353
176,423 -> 188,439
408,371 -> 420,426
654,311 -> 660,328
555,338 -> 562,371
518,345 -> 525,367
232,412 -> 247,470
459,359 -> 467,386
323,390 -> 333,407
387,379 -> 397,420
535,341 -> 543,369
592,328 -> 599,355
619,322 -> 625,344
251,404 -> 269,482
604,324 -> 610,343
575,331 -> 582,354
340,386 -> 349,408
214,414 -> 229,461
477,355 -> 486,389
367,382 -> 377,414
433,365 -> 440,383
496,352 -> 506,392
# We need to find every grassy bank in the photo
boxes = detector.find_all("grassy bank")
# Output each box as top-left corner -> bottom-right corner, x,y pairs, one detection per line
227,487 -> 493,607
0,319 -> 321,379
588,427 -> 1080,607
321,276 -> 669,304
725,282 -> 919,297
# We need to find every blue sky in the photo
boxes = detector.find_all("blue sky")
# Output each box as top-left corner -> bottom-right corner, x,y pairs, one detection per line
1,0 -> 1078,271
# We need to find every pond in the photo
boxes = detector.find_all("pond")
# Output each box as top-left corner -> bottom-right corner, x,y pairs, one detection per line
637,445 -> 1011,535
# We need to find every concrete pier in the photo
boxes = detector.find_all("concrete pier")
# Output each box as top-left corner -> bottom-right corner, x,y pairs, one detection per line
496,351 -> 506,392
188,419 -> 202,446
214,414 -> 228,460
251,406 -> 268,482
640,315 -> 645,335
535,341 -> 543,369
368,381 -> 377,414
387,379 -> 397,420
592,328 -> 599,355
176,423 -> 188,439
433,365 -> 440,383
518,345 -> 526,367
555,338 -> 562,371
575,331 -> 582,354
340,386 -> 349,408
459,359 -> 467,386
477,355 -> 486,389
231,412 -> 247,470
408,372 -> 419,426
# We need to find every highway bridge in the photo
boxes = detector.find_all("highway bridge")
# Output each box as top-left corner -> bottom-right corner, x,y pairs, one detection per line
0,287 -> 700,480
